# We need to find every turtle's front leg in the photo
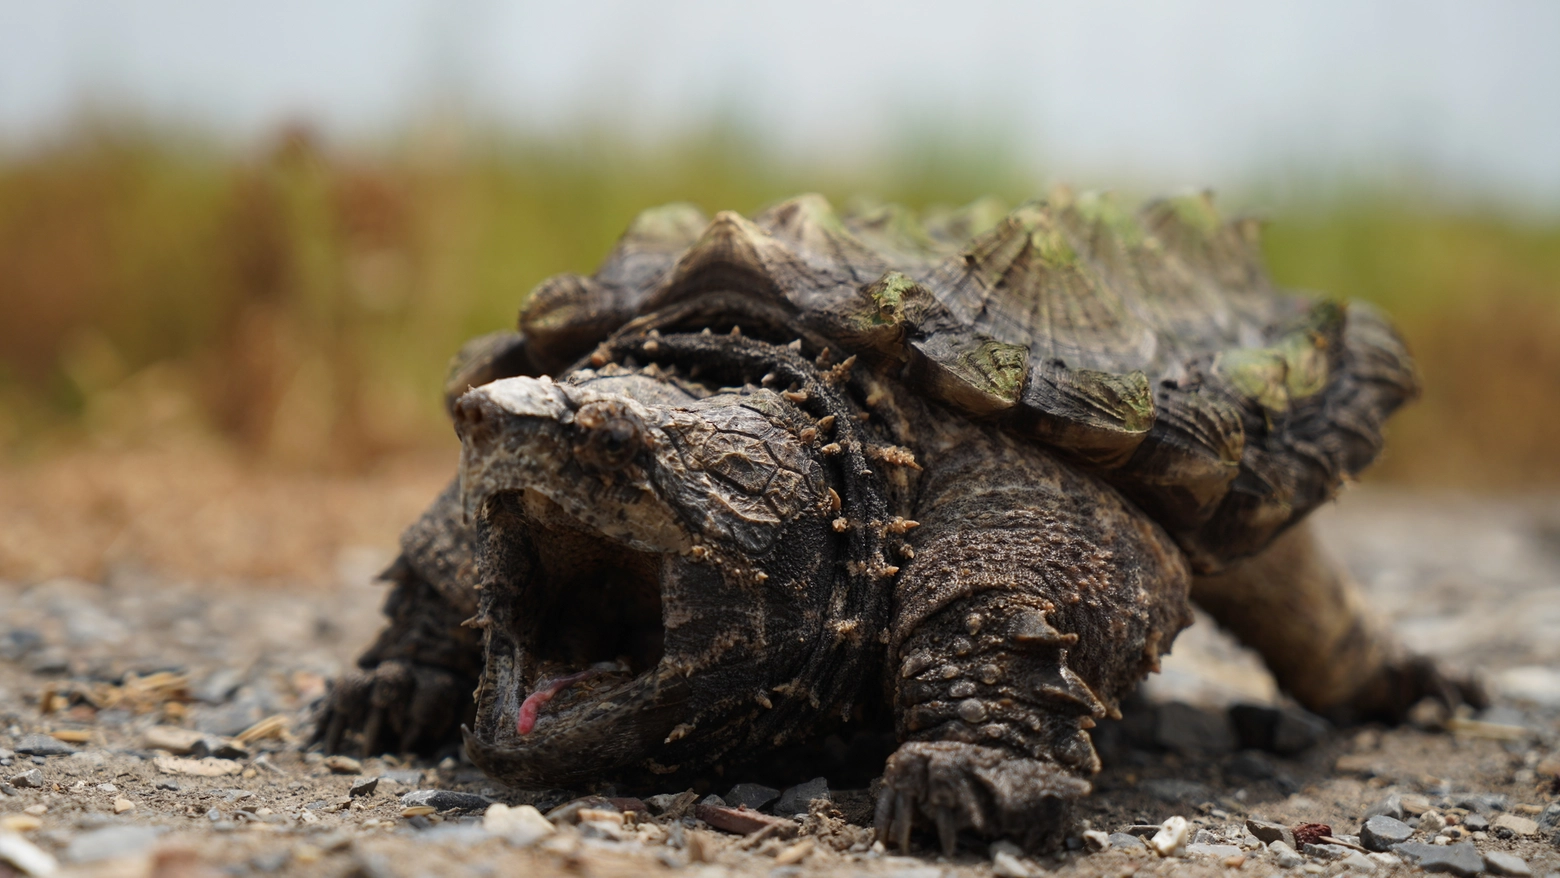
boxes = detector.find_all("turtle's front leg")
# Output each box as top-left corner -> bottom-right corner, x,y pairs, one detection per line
315,480 -> 485,757
878,429 -> 1195,854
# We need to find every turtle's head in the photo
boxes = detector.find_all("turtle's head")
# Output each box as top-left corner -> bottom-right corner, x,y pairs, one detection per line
453,367 -> 884,787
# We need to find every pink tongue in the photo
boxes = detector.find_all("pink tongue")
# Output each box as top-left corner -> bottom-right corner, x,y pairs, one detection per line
516,669 -> 603,735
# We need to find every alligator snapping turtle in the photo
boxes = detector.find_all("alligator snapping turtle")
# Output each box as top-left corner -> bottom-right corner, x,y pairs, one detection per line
317,192 -> 1479,852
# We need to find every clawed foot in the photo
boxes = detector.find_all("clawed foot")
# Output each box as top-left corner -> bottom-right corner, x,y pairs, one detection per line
874,741 -> 1091,855
313,660 -> 474,757
1339,654 -> 1488,725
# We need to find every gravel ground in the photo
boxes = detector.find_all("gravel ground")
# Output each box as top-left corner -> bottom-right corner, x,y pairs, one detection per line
2,488 -> 1558,878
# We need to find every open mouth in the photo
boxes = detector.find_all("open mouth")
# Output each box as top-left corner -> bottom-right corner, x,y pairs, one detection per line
463,486 -> 695,787
512,519 -> 666,734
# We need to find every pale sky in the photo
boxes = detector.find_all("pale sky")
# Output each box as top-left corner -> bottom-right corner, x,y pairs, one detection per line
3,0 -> 1558,210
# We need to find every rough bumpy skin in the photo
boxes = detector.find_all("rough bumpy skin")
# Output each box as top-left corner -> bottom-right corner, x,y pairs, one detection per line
316,193 -> 1480,854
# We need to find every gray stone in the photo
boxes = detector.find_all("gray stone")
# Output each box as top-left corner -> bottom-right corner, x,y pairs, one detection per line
773,777 -> 829,816
1139,777 -> 1213,803
1340,851 -> 1378,872
1463,813 -> 1489,831
1269,841 -> 1304,868
1186,843 -> 1243,858
1108,832 -> 1146,850
349,776 -> 379,798
698,794 -> 726,807
190,701 -> 261,738
64,826 -> 165,863
1305,843 -> 1354,860
723,782 -> 780,811
1274,709 -> 1331,754
1536,804 -> 1560,832
249,849 -> 291,873
0,628 -> 43,661
154,779 -> 179,791
1228,703 -> 1330,754
991,850 -> 1035,878
1485,852 -> 1532,877
28,649 -> 70,675
1247,818 -> 1296,848
1451,793 -> 1508,814
1157,701 -> 1235,753
14,735 -> 74,757
1364,793 -> 1405,821
1392,841 -> 1486,877
379,769 -> 424,786
1361,815 -> 1414,851
192,667 -> 246,704
1494,814 -> 1540,836
1226,750 -> 1277,780
8,769 -> 45,789
399,789 -> 493,812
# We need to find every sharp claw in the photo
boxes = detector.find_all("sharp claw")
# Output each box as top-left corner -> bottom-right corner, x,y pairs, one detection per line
360,705 -> 385,758
935,806 -> 957,856
873,786 -> 895,844
322,708 -> 347,754
893,792 -> 913,853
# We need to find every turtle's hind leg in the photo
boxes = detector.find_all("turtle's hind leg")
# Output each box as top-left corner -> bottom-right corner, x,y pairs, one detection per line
1190,519 -> 1485,722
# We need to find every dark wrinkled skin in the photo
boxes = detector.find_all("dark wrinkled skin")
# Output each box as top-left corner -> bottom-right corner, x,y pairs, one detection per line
316,326 -> 1479,855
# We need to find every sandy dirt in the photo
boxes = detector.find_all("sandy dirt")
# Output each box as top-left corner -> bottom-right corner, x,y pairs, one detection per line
1,464 -> 1558,878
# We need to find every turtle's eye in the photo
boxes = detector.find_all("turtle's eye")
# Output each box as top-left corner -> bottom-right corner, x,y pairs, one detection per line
574,401 -> 643,471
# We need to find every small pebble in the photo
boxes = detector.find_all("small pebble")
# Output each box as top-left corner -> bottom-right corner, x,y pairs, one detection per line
1493,813 -> 1540,836
1109,832 -> 1147,851
1246,817 -> 1296,848
1151,816 -> 1189,857
1391,840 -> 1485,877
113,797 -> 134,814
64,826 -> 164,864
1269,841 -> 1304,868
348,776 -> 379,798
13,735 -> 74,758
1082,829 -> 1110,852
0,829 -> 60,876
323,755 -> 362,775
1485,851 -> 1533,877
8,769 -> 45,789
1361,815 -> 1414,851
723,782 -> 780,811
992,850 -> 1036,878
1340,851 -> 1377,872
482,803 -> 555,846
773,777 -> 829,816
1365,793 -> 1406,821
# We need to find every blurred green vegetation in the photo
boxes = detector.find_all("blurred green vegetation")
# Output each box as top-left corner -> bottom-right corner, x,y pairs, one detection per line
2,126 -> 1557,485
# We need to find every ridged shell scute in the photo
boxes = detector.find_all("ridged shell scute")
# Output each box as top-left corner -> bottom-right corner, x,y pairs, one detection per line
512,193 -> 1417,571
